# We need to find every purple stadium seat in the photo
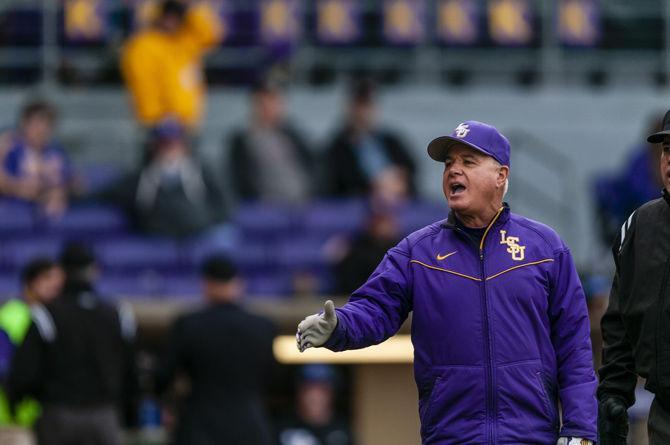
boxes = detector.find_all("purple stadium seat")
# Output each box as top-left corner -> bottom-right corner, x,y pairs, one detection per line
244,273 -> 292,297
0,273 -> 19,299
47,205 -> 128,237
398,201 -> 448,234
232,203 -> 295,238
97,237 -> 180,270
2,237 -> 64,269
0,200 -> 36,236
76,164 -> 123,194
274,237 -> 328,268
300,199 -> 367,237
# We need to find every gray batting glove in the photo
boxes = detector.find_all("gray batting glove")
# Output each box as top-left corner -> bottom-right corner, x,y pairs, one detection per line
296,300 -> 338,352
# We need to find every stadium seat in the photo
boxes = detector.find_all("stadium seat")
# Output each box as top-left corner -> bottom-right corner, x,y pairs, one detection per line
0,200 -> 36,236
398,201 -> 448,234
299,199 -> 367,237
96,237 -> 180,270
46,205 -> 128,237
232,202 -> 295,239
1,237 -> 64,269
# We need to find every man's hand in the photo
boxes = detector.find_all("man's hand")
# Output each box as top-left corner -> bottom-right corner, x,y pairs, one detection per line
598,397 -> 629,445
296,300 -> 338,352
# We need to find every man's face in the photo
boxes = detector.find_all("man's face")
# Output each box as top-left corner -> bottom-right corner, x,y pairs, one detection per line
350,100 -> 376,131
254,91 -> 284,127
28,266 -> 64,303
442,144 -> 507,215
661,138 -> 670,190
22,114 -> 54,149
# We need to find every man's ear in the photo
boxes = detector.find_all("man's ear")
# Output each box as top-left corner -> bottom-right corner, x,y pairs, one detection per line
498,165 -> 509,187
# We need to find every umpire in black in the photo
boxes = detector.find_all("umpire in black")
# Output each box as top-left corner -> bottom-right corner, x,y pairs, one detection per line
156,255 -> 276,445
598,111 -> 670,444
7,243 -> 137,445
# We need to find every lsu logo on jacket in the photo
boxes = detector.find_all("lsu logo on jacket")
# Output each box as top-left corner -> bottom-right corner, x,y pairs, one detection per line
500,230 -> 525,261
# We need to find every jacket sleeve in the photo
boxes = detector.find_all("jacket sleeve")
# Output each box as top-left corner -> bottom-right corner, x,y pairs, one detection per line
180,2 -> 223,56
155,317 -> 186,395
120,38 -> 164,126
324,239 -> 413,351
7,323 -> 45,408
597,212 -> 638,407
549,247 -> 598,440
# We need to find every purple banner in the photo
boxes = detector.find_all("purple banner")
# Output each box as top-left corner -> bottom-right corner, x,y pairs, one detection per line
488,0 -> 533,46
260,0 -> 301,45
558,0 -> 600,47
383,0 -> 425,45
317,0 -> 360,44
436,0 -> 479,45
64,0 -> 108,42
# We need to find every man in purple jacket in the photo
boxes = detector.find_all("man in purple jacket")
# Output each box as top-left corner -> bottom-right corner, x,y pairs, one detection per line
297,121 -> 597,444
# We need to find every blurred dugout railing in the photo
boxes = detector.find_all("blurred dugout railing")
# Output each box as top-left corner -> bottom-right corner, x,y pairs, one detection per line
0,0 -> 668,88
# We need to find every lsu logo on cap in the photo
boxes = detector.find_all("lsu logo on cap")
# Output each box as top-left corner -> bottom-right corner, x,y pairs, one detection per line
454,123 -> 470,138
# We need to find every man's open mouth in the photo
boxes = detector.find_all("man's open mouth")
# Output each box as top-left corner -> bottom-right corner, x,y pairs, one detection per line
450,182 -> 466,196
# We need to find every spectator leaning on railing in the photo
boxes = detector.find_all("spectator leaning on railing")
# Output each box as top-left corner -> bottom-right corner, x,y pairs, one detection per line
121,0 -> 223,131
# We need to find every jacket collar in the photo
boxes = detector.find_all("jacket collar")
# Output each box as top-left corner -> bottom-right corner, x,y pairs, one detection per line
442,202 -> 511,230
664,188 -> 670,207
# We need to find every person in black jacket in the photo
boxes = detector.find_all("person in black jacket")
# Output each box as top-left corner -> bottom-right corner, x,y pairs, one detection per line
322,79 -> 417,198
101,118 -> 229,238
156,255 -> 276,445
227,80 -> 314,204
598,110 -> 670,445
8,243 -> 137,445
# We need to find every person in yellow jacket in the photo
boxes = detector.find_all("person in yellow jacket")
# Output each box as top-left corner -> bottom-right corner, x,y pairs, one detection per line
121,0 -> 223,130
0,259 -> 63,427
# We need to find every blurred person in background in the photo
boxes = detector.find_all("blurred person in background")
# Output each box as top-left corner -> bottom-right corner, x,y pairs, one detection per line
227,80 -> 315,204
298,121 -> 597,444
156,255 -> 276,445
593,113 -> 664,247
0,101 -> 71,217
278,364 -> 354,445
598,111 -> 670,445
101,118 -> 229,240
322,79 -> 416,198
121,0 -> 222,131
334,208 -> 402,295
7,244 -> 137,445
0,259 -> 64,431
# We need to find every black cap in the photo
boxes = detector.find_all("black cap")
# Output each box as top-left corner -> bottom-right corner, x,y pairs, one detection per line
201,255 -> 237,282
160,0 -> 186,19
21,257 -> 57,285
647,110 -> 670,143
60,242 -> 96,271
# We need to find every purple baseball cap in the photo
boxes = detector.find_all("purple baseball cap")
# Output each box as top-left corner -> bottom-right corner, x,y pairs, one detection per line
427,120 -> 511,168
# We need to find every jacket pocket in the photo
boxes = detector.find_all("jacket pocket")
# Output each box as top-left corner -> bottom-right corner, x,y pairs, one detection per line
419,376 -> 442,437
535,371 -> 559,428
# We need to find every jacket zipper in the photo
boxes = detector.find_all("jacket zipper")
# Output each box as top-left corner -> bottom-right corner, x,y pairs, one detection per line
656,257 -> 670,393
479,208 -> 503,445
454,208 -> 503,444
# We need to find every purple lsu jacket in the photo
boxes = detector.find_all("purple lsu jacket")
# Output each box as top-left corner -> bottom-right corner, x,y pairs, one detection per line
324,205 -> 597,444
